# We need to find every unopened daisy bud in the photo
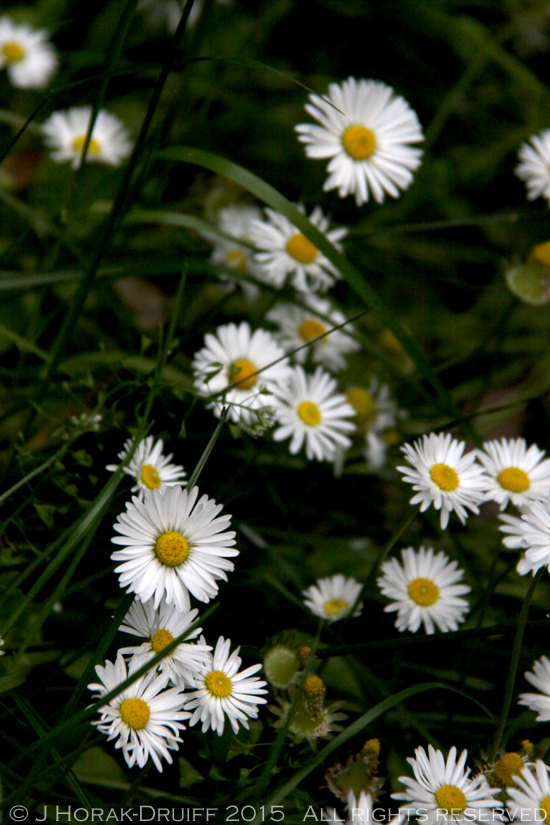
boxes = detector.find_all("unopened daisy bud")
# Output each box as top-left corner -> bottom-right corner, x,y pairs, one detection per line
297,645 -> 311,669
505,259 -> 550,305
263,644 -> 300,689
302,674 -> 326,721
493,752 -> 527,788
362,739 -> 380,759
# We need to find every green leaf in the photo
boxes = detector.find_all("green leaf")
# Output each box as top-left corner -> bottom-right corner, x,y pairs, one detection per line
33,503 -> 56,528
73,746 -> 126,785
505,262 -> 550,306
178,757 -> 204,788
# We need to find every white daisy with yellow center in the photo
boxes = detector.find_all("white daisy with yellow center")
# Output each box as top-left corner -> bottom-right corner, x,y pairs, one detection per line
397,432 -> 488,529
378,546 -> 471,635
515,129 -> 550,204
249,205 -> 347,293
498,498 -> 550,576
111,485 -> 237,612
519,655 -> 550,722
506,760 -> 550,822
272,365 -> 356,462
87,652 -> 190,772
185,636 -> 267,735
202,204 -> 263,300
391,745 -> 502,825
41,106 -> 132,169
302,574 -> 363,623
106,435 -> 186,500
0,17 -> 57,89
476,438 -> 550,510
295,77 -> 424,206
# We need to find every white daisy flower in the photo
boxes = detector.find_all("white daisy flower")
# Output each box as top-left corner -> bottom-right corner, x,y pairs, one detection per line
266,293 -> 359,372
302,574 -> 363,622
506,760 -> 550,821
249,205 -> 347,292
192,321 -> 292,426
295,77 -> 424,206
498,499 -> 550,576
499,510 -> 531,550
272,365 -> 356,462
87,652 -> 190,772
185,636 -> 267,735
397,432 -> 488,529
41,106 -> 132,168
476,438 -> 550,511
377,546 -> 471,635
119,597 -> 211,686
518,655 -> 550,721
111,485 -> 237,612
0,17 -> 57,89
391,745 -> 502,825
106,435 -> 186,499
203,204 -> 263,300
515,130 -> 550,204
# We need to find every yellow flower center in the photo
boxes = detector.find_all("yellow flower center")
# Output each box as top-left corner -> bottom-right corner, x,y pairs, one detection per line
342,125 -> 377,160
151,628 -> 174,653
435,785 -> 467,813
286,233 -> 318,264
205,670 -> 232,698
497,467 -> 530,493
227,249 -> 247,271
408,577 -> 440,607
430,463 -> 459,491
2,41 -> 25,63
140,464 -> 161,490
155,531 -> 189,567
299,319 -> 327,342
303,674 -> 325,698
119,697 -> 150,730
298,400 -> 321,427
533,241 -> 550,268
324,598 -> 348,617
494,752 -> 525,787
71,135 -> 102,156
346,387 -> 376,422
230,359 -> 257,389
540,797 -> 550,822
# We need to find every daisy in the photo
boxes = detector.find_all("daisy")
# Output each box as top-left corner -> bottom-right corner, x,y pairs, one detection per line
515,130 -> 550,204
0,17 -> 57,89
111,484 -> 238,612
185,636 -> 267,735
506,760 -> 550,821
518,655 -> 550,721
202,204 -> 262,300
118,597 -> 211,686
138,0 -> 231,33
87,652 -> 190,772
499,499 -> 550,576
266,293 -> 359,372
249,205 -> 347,292
106,435 -> 186,499
41,106 -> 132,168
346,792 -> 375,825
192,321 -> 292,427
272,365 -> 356,462
476,438 -> 550,510
302,574 -> 363,622
391,745 -> 502,825
295,77 -> 424,206
397,432 -> 488,529
377,546 -> 471,635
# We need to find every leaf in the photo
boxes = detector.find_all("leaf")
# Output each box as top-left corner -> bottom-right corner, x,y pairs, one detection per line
178,757 -> 204,788
33,503 -> 56,528
73,746 -> 125,785
505,262 -> 550,306
0,668 -> 27,694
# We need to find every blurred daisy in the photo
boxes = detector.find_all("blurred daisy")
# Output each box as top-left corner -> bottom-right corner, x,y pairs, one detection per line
476,438 -> 550,510
119,598 -> 211,686
345,792 -> 375,825
499,499 -> 550,576
41,106 -> 132,168
519,655 -> 550,721
303,574 -> 363,622
0,17 -> 57,89
111,485 -> 237,612
515,130 -> 550,204
88,652 -> 190,772
203,204 -> 263,300
397,432 -> 488,529
138,0 -> 232,33
192,321 -> 292,426
106,435 -> 186,499
266,293 -> 359,372
378,546 -> 471,635
250,205 -> 347,293
295,77 -> 424,206
186,636 -> 267,735
506,760 -> 550,821
391,745 -> 502,825
272,365 -> 356,462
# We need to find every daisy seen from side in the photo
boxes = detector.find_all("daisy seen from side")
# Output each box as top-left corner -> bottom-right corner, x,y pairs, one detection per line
295,77 -> 424,206
499,499 -> 550,576
377,546 -> 471,635
515,130 -> 550,204
111,484 -> 237,613
302,574 -> 363,622
0,17 -> 57,89
518,655 -> 550,722
41,106 -> 132,168
203,204 -> 263,300
476,438 -> 550,510
506,760 -> 550,821
106,435 -> 186,499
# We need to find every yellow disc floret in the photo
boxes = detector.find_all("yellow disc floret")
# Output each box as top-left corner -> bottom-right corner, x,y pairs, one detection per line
493,752 -> 525,787
298,400 -> 321,427
299,319 -> 327,342
346,387 -> 376,423
230,359 -> 257,389
227,249 -> 247,271
71,135 -> 102,156
435,785 -> 467,813
286,233 -> 318,264
533,241 -> 550,268
324,598 -> 348,617
155,531 -> 189,567
497,467 -> 530,493
430,463 -> 459,491
2,42 -> 25,63
342,125 -> 377,160
205,670 -> 232,698
140,464 -> 161,490
540,797 -> 550,822
119,697 -> 150,730
408,577 -> 440,607
151,628 -> 174,653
